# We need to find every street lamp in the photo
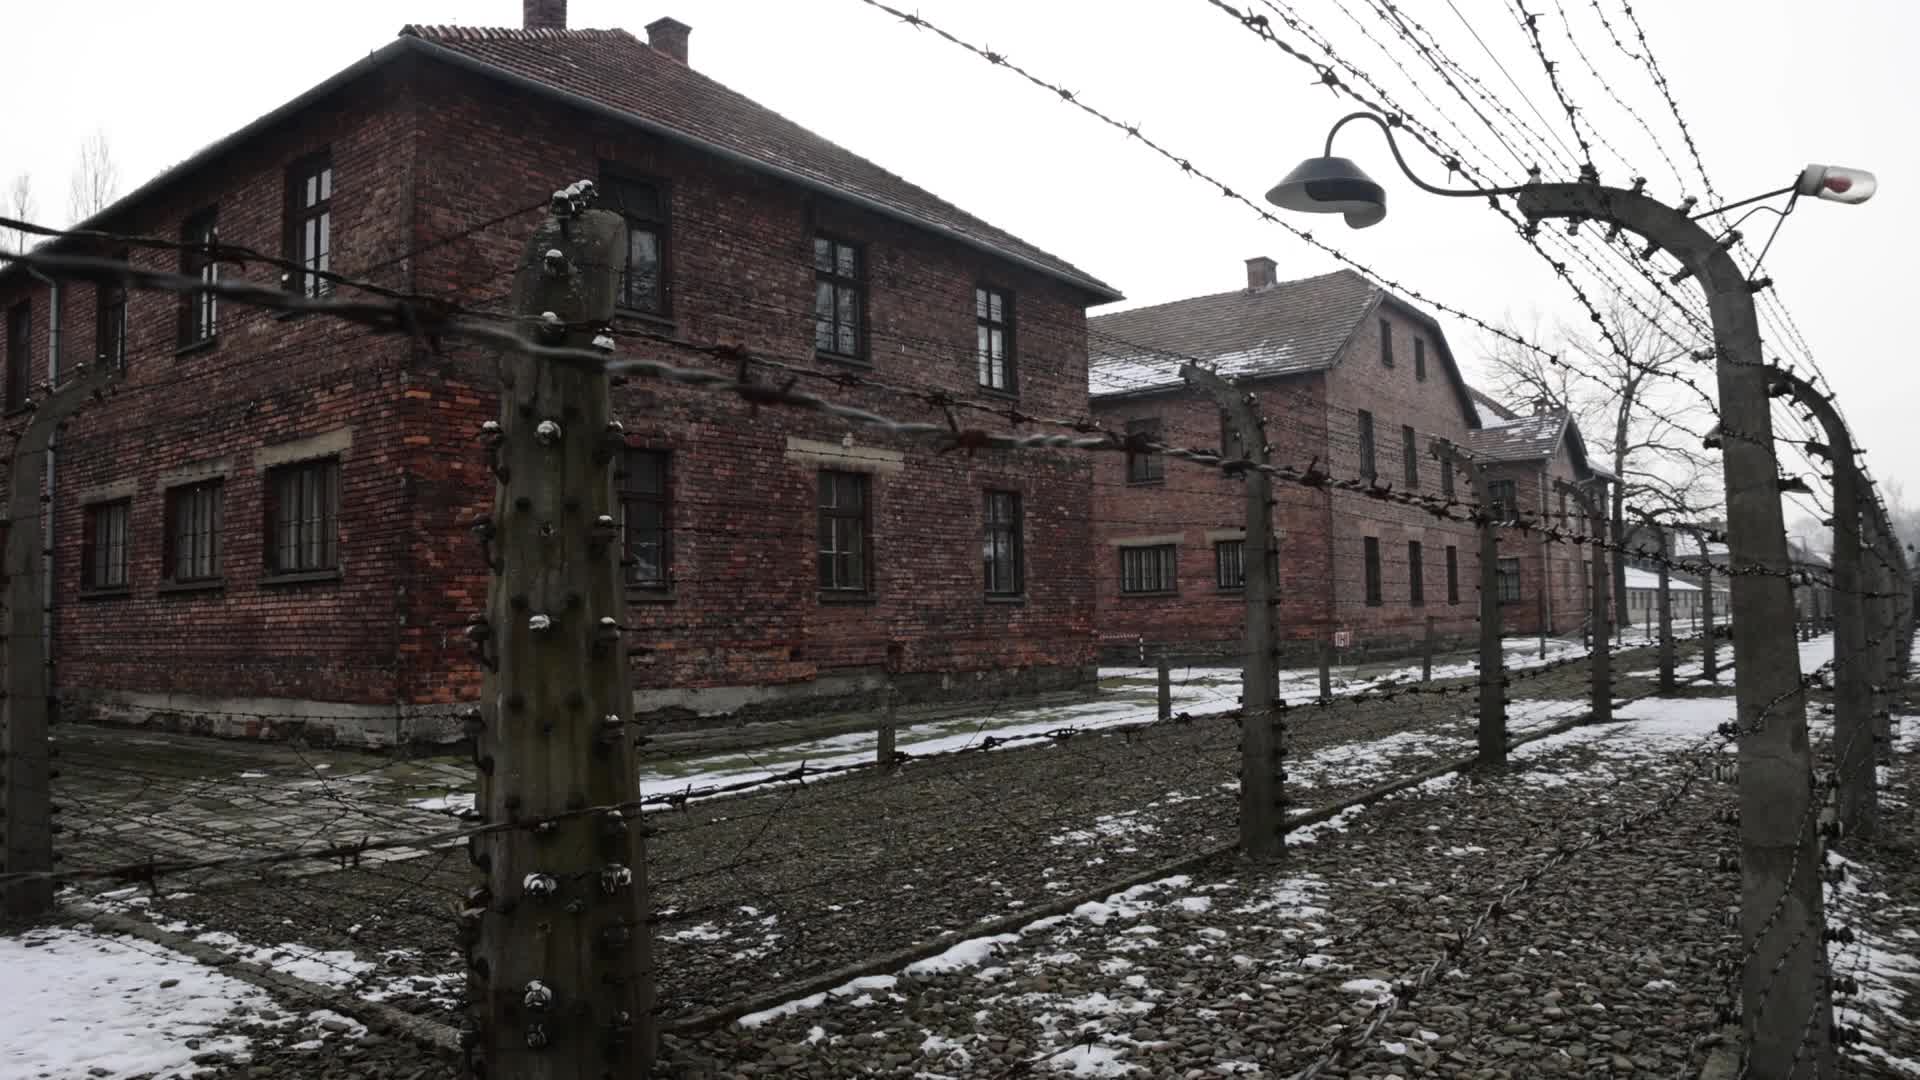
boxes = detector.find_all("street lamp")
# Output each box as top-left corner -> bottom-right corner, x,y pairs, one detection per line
1266,110 -> 1875,226
1265,110 -> 1878,1080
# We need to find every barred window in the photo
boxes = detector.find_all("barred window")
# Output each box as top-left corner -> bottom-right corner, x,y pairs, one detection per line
1379,319 -> 1394,367
266,457 -> 339,574
82,499 -> 131,591
1214,539 -> 1245,591
1402,425 -> 1419,489
1414,338 -> 1427,380
1357,410 -> 1376,480
165,481 -> 223,583
96,266 -> 128,370
1446,545 -> 1460,604
1120,544 -> 1177,594
983,490 -> 1023,596
1488,478 -> 1518,521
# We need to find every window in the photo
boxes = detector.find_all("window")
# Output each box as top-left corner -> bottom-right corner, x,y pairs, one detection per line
1408,540 -> 1424,606
1446,545 -> 1459,604
605,174 -> 667,316
81,499 -> 131,591
1126,417 -> 1164,484
266,457 -> 340,574
1558,490 -> 1569,527
164,481 -> 223,583
180,207 -> 218,346
96,267 -> 127,370
976,287 -> 1013,392
1497,557 -> 1523,604
1357,410 -> 1376,481
1402,425 -> 1419,488
5,302 -> 27,411
1441,456 -> 1455,500
1414,338 -> 1427,381
286,153 -> 332,298
1379,319 -> 1394,367
818,470 -> 869,593
621,449 -> 671,588
1215,539 -> 1245,591
1363,537 -> 1382,606
813,236 -> 863,360
983,490 -> 1023,596
1120,544 -> 1177,594
1488,478 -> 1517,521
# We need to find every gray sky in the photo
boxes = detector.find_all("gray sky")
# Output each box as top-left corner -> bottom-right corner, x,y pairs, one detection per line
5,0 -> 1912,510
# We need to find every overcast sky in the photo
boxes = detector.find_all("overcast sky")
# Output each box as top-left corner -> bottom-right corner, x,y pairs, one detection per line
4,0 -> 1912,515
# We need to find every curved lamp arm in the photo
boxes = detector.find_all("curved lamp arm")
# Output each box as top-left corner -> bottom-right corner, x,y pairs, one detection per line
1323,112 -> 1536,199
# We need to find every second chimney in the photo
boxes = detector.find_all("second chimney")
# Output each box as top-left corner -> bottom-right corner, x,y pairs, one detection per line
1245,256 -> 1277,291
524,0 -> 566,30
647,17 -> 692,64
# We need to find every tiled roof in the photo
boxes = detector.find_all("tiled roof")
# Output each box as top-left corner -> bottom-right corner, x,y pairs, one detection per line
1464,411 -> 1570,463
1086,270 -> 1380,397
1468,387 -> 1520,425
399,25 -> 1118,301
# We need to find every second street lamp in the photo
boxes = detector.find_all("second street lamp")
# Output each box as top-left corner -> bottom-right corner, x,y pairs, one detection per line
1266,110 -> 1878,1079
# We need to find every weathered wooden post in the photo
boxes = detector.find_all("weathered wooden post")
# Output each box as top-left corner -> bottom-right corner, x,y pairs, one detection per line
1421,615 -> 1436,683
1557,478 -> 1612,723
1156,656 -> 1172,722
464,184 -> 654,1078
877,684 -> 898,773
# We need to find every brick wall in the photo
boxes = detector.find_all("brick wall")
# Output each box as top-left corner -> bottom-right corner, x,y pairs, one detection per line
397,58 -> 1101,714
0,68 -> 424,740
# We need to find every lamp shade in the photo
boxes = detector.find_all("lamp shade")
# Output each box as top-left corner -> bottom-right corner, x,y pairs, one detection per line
1795,164 -> 1877,205
1264,156 -> 1387,228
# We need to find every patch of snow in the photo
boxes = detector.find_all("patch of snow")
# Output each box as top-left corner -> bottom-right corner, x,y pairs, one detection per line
905,934 -> 1020,976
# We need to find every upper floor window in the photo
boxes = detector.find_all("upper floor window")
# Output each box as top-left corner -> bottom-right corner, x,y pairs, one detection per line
1446,544 -> 1460,604
818,469 -> 869,594
976,287 -> 1013,392
180,207 -> 218,346
266,456 -> 339,575
983,490 -> 1023,596
1379,319 -> 1394,367
1401,425 -> 1419,488
96,265 -> 127,370
1125,417 -> 1164,484
1414,338 -> 1427,381
1488,478 -> 1518,521
1363,536 -> 1382,606
5,302 -> 28,411
813,236 -> 863,361
621,449 -> 671,588
82,499 -> 131,592
286,153 -> 332,297
1357,409 -> 1376,481
1408,540 -> 1425,606
1440,454 -> 1456,499
605,174 -> 668,316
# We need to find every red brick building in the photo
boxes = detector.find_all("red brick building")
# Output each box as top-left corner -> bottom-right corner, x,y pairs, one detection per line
1464,390 -> 1609,637
0,4 -> 1121,744
1086,262 -> 1485,661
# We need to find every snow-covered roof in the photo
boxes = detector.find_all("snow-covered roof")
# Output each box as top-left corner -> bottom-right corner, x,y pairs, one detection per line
1624,566 -> 1700,592
1464,412 -> 1569,463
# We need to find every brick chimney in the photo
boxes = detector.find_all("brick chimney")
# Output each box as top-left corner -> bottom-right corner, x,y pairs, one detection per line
1245,256 -> 1277,291
523,0 -> 566,30
647,17 -> 692,64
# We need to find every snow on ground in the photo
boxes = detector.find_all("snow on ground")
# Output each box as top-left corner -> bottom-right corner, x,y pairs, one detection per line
1828,851 -> 1920,1076
0,926 -> 269,1079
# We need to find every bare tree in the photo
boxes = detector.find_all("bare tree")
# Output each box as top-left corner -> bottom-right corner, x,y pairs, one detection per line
1880,478 -> 1920,554
66,131 -> 118,224
1482,298 -> 1719,640
4,172 -> 35,252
